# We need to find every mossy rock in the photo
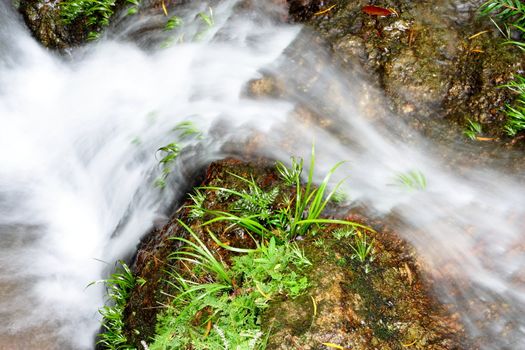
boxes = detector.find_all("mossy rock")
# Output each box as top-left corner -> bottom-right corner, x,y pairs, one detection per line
120,159 -> 466,349
18,0 -> 89,49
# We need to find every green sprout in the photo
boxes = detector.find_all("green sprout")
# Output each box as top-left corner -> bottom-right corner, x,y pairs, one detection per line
463,119 -> 483,140
350,230 -> 375,266
394,170 -> 427,191
90,261 -> 145,350
501,75 -> 525,136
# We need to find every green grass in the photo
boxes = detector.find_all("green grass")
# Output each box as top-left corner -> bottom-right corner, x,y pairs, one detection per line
463,119 -> 483,140
332,227 -> 355,240
150,225 -> 309,350
394,170 -> 427,191
60,0 -> 140,40
115,149 -> 374,349
201,146 -> 370,242
188,189 -> 206,219
479,1 -> 525,136
480,0 -> 525,49
501,75 -> 525,135
92,261 -> 145,350
155,121 -> 204,188
350,230 -> 375,264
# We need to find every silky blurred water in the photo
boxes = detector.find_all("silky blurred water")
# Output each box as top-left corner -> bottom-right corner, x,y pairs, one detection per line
0,1 -> 524,349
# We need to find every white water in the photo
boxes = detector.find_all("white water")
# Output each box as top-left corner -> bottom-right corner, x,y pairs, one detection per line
0,1 -> 524,349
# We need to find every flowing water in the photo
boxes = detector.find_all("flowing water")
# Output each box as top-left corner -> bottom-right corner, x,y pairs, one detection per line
0,1 -> 524,349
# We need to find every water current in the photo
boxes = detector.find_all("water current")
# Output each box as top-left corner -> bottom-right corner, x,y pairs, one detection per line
0,1 -> 524,349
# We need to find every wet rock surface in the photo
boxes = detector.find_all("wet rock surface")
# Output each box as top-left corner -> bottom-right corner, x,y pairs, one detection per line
17,0 -> 88,49
264,217 -> 464,350
123,159 -> 465,349
286,0 -> 525,141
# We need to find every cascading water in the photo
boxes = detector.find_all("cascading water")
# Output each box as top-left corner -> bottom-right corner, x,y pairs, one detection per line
0,1 -> 524,349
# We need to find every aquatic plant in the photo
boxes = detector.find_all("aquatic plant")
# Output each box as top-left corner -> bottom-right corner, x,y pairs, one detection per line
150,224 -> 309,350
202,147 -> 369,241
165,16 -> 183,31
93,261 -> 145,350
394,170 -> 427,191
463,119 -> 483,140
350,230 -> 375,264
480,0 -> 525,49
154,120 -> 204,188
188,189 -> 206,219
502,75 -> 525,135
60,0 -> 140,40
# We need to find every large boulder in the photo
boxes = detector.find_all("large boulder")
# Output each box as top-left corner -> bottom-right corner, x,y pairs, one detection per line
121,159 -> 465,349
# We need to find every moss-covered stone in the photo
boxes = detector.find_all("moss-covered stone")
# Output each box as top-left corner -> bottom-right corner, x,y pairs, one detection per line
121,159 -> 465,349
18,0 -> 89,49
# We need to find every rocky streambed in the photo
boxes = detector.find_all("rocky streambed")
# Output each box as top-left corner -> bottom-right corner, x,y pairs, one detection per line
10,0 -> 525,349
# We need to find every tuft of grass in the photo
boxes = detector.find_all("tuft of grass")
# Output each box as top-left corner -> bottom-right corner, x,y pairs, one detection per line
60,0 -> 140,40
394,170 -> 427,191
154,120 -> 204,188
333,227 -> 355,240
169,220 -> 232,286
350,230 -> 375,273
276,157 -> 303,186
165,15 -> 183,31
463,119 -> 483,140
188,189 -> 206,219
202,146 -> 369,241
92,261 -> 145,350
480,0 -> 525,49
198,7 -> 214,27
501,75 -> 525,135
480,0 -> 525,27
151,225 -> 309,350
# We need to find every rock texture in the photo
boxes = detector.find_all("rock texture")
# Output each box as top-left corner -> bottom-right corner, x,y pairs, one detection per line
286,0 -> 525,140
123,159 -> 466,349
18,0 -> 88,49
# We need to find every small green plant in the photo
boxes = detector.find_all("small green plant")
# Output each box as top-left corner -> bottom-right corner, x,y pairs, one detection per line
276,157 -> 303,186
126,0 -> 140,16
203,146 -> 369,241
170,220 -> 232,286
463,119 -> 483,140
313,238 -> 325,247
151,225 -> 309,350
165,15 -> 183,31
501,75 -> 525,135
154,142 -> 180,188
155,121 -> 204,188
60,0 -> 140,40
480,0 -> 525,25
332,227 -> 355,240
394,170 -> 427,191
92,261 -> 145,350
188,189 -> 206,219
480,0 -> 525,49
198,7 -> 214,27
350,230 -> 375,266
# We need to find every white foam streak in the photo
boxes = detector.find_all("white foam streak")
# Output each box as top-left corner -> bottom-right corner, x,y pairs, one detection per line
1,0 -> 524,349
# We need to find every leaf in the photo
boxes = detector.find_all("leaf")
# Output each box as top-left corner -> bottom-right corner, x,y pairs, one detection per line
362,5 -> 394,16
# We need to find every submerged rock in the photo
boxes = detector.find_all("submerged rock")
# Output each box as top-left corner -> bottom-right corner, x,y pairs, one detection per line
121,159 -> 465,349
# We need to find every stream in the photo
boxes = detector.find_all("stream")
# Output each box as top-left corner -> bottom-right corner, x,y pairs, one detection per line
1,1 -> 524,349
